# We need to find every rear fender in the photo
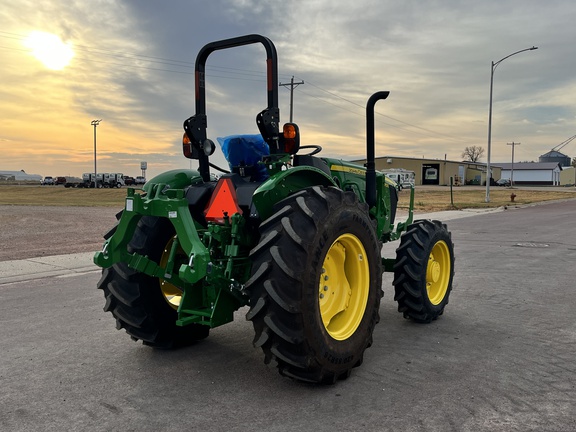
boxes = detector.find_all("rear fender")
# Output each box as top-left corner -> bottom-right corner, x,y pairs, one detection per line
142,169 -> 204,194
252,166 -> 336,220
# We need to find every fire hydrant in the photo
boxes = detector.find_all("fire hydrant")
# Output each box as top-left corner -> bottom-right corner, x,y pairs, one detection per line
510,193 -> 516,202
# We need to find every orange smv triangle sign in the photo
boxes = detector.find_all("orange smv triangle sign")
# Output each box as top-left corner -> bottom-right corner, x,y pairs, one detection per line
204,178 -> 243,223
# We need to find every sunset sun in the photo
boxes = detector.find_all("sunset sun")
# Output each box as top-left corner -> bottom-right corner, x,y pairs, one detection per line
23,31 -> 74,70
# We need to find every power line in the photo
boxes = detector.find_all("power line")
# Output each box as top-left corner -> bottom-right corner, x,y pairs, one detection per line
0,31 -> 295,80
1,30 -> 473,143
304,80 -> 466,142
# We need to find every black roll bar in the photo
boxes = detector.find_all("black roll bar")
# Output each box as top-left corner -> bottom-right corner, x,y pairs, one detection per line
195,34 -> 278,115
187,34 -> 279,181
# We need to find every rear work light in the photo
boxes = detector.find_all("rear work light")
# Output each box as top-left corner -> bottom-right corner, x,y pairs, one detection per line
183,133 -> 216,159
204,177 -> 243,223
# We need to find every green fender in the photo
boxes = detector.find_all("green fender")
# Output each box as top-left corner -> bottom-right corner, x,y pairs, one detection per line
142,169 -> 204,195
252,166 -> 336,220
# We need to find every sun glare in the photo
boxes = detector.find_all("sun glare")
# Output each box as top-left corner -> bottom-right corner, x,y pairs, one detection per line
24,31 -> 74,70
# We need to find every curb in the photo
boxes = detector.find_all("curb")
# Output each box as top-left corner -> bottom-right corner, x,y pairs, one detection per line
0,252 -> 99,285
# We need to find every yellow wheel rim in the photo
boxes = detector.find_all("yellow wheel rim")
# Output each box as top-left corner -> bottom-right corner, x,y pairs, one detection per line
426,240 -> 451,305
319,234 -> 369,341
159,236 -> 184,310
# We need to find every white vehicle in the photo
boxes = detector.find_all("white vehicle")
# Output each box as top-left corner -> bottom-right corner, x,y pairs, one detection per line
381,168 -> 415,190
103,173 -> 125,188
134,176 -> 146,185
425,168 -> 438,180
82,173 -> 104,188
79,173 -> 124,188
41,176 -> 54,185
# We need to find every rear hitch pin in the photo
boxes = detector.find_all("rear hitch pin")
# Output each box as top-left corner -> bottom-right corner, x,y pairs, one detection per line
188,254 -> 195,268
101,243 -> 109,256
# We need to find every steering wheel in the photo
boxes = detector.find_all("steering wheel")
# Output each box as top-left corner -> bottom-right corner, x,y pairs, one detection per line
298,145 -> 322,156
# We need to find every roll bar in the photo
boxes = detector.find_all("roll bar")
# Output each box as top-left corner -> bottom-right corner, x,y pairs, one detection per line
184,34 -> 280,181
194,34 -> 278,115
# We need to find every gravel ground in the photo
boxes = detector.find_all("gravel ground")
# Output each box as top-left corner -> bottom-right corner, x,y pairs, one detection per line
0,205 -> 120,262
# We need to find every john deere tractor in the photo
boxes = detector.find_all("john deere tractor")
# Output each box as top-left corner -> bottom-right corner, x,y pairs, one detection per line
94,34 -> 455,384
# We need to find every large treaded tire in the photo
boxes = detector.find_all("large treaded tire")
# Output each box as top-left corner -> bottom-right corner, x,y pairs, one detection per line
97,216 -> 209,348
393,219 -> 455,323
245,186 -> 383,384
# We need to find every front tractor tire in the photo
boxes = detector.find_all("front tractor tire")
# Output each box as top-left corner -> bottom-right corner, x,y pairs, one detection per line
393,220 -> 455,323
245,186 -> 383,384
97,216 -> 209,348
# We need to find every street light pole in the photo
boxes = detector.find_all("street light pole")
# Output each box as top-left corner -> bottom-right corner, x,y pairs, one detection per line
486,46 -> 537,202
91,119 -> 102,188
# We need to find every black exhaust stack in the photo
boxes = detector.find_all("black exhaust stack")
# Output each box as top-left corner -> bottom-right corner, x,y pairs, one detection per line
365,91 -> 390,209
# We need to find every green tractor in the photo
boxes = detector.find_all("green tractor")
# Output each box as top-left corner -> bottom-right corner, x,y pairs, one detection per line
94,34 -> 455,384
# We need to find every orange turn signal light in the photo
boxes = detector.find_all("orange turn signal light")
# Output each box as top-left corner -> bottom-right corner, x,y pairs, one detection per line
182,132 -> 193,158
282,122 -> 300,154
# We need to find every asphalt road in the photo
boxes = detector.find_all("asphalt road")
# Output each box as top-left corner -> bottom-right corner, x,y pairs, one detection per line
1,200 -> 575,431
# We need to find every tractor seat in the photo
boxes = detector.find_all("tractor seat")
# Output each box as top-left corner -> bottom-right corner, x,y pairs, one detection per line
293,154 -> 331,176
217,134 -> 270,182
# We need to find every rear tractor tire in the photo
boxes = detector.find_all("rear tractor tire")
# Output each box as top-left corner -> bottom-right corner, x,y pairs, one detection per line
246,186 -> 383,384
393,220 -> 454,323
97,216 -> 209,348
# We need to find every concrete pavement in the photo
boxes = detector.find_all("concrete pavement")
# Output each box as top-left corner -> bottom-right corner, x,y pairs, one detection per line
0,252 -> 98,284
2,200 -> 575,432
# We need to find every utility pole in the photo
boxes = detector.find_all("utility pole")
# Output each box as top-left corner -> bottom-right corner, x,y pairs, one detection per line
279,76 -> 304,122
91,119 -> 102,188
507,141 -> 520,186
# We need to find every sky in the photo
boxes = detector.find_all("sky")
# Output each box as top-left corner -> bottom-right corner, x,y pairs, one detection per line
1,0 -> 575,179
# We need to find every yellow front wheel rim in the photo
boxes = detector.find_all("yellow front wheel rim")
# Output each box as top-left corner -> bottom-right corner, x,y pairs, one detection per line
426,240 -> 451,305
159,236 -> 184,310
319,234 -> 370,340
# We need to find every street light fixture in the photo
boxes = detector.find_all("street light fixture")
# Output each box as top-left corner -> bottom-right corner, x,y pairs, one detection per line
485,46 -> 537,202
91,119 -> 102,188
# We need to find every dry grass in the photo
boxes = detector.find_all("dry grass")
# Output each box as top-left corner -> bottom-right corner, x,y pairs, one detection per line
1,185 -> 575,210
398,186 -> 576,211
0,185 -> 129,207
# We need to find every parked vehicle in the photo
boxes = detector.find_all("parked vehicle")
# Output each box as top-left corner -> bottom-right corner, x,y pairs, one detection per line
134,176 -> 146,185
63,176 -> 85,188
41,176 -> 54,185
382,168 -> 415,190
124,176 -> 135,186
496,178 -> 511,186
80,173 -> 104,188
54,176 -> 67,185
102,173 -> 125,188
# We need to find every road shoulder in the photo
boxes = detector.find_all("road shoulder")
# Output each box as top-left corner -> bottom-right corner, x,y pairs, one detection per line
0,252 -> 98,284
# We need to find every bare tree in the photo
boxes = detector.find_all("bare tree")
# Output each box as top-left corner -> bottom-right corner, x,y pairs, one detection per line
461,145 -> 485,162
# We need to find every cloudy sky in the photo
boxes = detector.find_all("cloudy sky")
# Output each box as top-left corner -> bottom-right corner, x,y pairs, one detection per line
1,0 -> 575,179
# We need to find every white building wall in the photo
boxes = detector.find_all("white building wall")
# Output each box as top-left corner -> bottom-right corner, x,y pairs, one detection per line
501,169 -> 552,182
